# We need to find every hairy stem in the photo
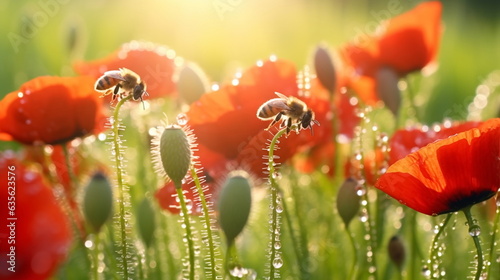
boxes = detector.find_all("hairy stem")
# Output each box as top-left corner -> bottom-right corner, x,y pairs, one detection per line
267,128 -> 287,280
462,206 -> 484,280
176,186 -> 195,280
190,167 -> 218,279
428,213 -> 452,279
111,95 -> 133,279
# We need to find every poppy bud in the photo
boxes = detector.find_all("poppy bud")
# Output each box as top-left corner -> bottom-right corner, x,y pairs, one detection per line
83,172 -> 113,233
376,67 -> 401,116
388,235 -> 406,270
177,63 -> 209,105
218,171 -> 253,246
336,178 -> 361,227
156,125 -> 193,189
314,45 -> 337,93
137,197 -> 156,248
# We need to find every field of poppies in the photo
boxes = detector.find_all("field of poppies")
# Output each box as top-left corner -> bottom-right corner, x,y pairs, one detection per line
0,1 -> 499,280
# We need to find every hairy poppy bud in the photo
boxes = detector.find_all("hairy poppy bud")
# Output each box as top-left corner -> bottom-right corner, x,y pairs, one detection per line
314,45 -> 337,93
83,172 -> 113,233
376,67 -> 401,116
336,178 -> 361,227
388,235 -> 406,270
177,63 -> 209,105
218,171 -> 253,246
153,125 -> 194,189
137,197 -> 156,248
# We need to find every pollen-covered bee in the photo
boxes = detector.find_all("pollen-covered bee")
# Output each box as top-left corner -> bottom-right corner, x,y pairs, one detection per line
257,92 -> 319,135
94,68 -> 148,105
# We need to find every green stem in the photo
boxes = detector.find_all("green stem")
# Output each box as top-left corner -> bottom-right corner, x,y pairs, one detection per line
111,95 -> 133,279
486,201 -> 500,278
92,233 -> 101,280
190,167 -> 218,279
346,226 -> 358,280
267,128 -> 287,280
428,213 -> 452,279
225,244 -> 239,280
176,186 -> 195,280
462,206 -> 484,280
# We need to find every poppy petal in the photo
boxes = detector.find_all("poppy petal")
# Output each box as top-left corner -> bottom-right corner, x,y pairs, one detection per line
376,118 -> 500,215
378,1 -> 443,73
0,76 -> 106,145
389,121 -> 482,164
74,41 -> 177,99
187,59 -> 298,159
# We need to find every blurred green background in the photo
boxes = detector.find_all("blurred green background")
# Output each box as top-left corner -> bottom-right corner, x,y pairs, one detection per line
0,0 -> 499,124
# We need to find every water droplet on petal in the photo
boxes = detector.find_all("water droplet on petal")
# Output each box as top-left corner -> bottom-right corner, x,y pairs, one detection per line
17,92 -> 24,98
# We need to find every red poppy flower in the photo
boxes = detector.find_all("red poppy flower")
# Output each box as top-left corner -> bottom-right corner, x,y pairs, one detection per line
0,151 -> 72,280
0,76 -> 107,145
389,121 -> 481,164
340,1 -> 442,106
187,58 -> 332,179
375,118 -> 500,216
74,41 -> 177,100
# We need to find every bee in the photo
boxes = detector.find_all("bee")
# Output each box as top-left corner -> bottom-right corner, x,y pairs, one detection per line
94,68 -> 148,106
257,92 -> 319,135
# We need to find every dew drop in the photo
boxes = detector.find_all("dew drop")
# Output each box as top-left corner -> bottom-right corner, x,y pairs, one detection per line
229,265 -> 248,278
176,113 -> 189,125
275,205 -> 283,213
17,92 -> 24,98
256,60 -> 264,67
84,240 -> 93,249
422,265 -> 431,277
274,241 -> 282,249
25,119 -> 32,125
359,212 -> 368,223
469,225 -> 481,237
272,257 -> 283,268
194,246 -> 201,256
355,185 -> 366,196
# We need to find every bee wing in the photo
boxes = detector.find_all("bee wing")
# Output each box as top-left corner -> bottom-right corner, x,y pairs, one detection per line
274,92 -> 289,100
102,70 -> 126,81
266,98 -> 291,110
